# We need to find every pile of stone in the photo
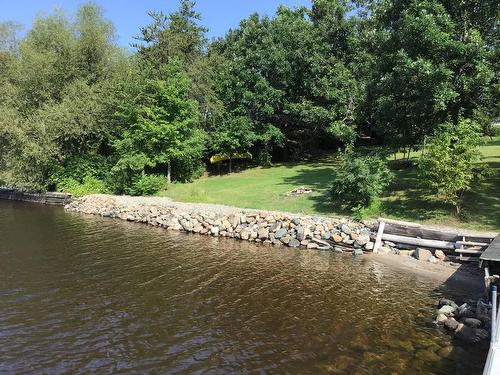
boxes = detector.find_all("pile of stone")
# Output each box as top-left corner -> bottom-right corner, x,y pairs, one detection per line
395,247 -> 450,264
285,187 -> 314,196
435,297 -> 491,344
65,195 -> 386,254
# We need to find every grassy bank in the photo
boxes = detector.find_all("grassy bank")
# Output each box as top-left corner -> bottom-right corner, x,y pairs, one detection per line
160,136 -> 500,232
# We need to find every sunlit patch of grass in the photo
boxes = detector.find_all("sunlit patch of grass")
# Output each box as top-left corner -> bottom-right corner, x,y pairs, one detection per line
160,136 -> 500,231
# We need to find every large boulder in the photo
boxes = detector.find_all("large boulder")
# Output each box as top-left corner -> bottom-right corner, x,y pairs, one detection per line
275,228 -> 287,239
355,234 -> 370,246
438,305 -> 457,316
332,234 -> 343,243
341,224 -> 352,235
443,318 -> 459,331
240,229 -> 251,240
258,228 -> 269,240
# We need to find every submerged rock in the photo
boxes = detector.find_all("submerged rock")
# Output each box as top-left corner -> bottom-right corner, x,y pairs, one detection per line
438,305 -> 457,316
436,313 -> 448,323
439,298 -> 458,309
463,318 -> 482,328
352,248 -> 363,256
443,318 -> 459,331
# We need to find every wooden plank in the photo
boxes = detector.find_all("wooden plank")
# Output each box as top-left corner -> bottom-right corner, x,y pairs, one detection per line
373,221 -> 385,253
376,222 -> 459,242
455,249 -> 483,255
377,217 -> 421,228
381,233 -> 456,250
456,240 -> 490,247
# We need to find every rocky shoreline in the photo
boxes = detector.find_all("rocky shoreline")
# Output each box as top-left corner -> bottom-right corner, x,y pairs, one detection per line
65,195 -> 380,253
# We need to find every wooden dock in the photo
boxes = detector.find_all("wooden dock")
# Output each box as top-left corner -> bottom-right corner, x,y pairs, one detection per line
481,235 -> 500,263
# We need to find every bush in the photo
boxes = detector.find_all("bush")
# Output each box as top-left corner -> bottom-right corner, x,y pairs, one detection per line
418,119 -> 486,216
330,152 -> 393,211
128,174 -> 166,196
49,154 -> 111,188
57,175 -> 107,197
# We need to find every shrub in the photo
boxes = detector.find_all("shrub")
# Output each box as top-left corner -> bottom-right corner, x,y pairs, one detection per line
57,175 -> 107,197
418,119 -> 486,216
49,154 -> 111,188
129,174 -> 166,196
330,152 -> 393,211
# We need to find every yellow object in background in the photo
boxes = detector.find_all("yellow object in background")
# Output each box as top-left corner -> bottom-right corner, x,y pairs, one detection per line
210,152 -> 252,164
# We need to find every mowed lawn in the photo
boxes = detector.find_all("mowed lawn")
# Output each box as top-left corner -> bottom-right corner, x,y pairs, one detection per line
161,136 -> 500,232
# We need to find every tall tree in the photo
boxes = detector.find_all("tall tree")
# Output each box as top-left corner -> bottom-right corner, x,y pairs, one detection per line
133,0 -> 207,76
367,0 -> 498,149
112,62 -> 205,186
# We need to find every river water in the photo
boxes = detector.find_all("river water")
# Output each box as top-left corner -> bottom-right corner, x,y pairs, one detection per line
0,201 -> 487,374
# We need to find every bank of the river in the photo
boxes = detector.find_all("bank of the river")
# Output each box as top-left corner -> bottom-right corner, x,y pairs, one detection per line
64,194 -> 397,253
65,194 -> 488,285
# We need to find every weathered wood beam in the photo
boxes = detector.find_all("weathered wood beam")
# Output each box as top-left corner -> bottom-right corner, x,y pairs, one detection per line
381,233 -> 456,250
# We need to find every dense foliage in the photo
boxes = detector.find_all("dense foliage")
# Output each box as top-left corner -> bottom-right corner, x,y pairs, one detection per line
0,0 -> 497,203
330,152 -> 393,211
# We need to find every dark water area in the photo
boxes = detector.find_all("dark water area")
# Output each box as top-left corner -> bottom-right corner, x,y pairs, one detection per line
0,201 -> 487,374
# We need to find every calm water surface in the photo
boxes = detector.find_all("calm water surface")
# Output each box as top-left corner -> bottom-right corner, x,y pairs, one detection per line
0,201 -> 487,374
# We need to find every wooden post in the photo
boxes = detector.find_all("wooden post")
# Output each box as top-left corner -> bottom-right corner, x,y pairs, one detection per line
373,221 -> 385,254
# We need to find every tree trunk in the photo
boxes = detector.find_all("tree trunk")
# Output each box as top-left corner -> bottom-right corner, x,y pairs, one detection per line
229,158 -> 232,174
167,161 -> 171,184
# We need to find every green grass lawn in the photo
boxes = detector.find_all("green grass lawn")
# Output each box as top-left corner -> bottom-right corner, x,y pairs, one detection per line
160,136 -> 500,232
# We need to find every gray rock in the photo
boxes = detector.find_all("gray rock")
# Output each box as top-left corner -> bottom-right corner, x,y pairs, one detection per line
228,214 -> 239,228
270,222 -> 281,232
307,243 -> 318,249
455,326 -> 489,344
356,235 -> 370,246
439,298 -> 459,309
415,248 -> 432,262
464,318 -> 482,328
289,238 -> 300,248
181,222 -> 193,231
333,246 -> 344,253
352,248 -> 363,256
322,231 -> 331,240
274,228 -> 287,239
341,224 -> 352,235
296,226 -> 305,241
292,218 -> 301,226
364,242 -> 374,251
